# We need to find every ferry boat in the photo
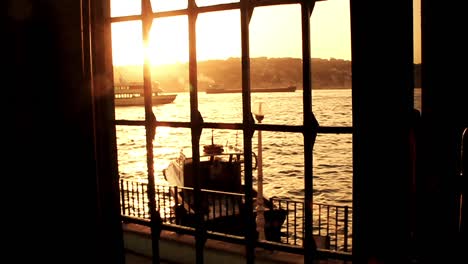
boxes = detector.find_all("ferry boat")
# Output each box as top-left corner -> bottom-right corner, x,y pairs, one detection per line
114,82 -> 177,106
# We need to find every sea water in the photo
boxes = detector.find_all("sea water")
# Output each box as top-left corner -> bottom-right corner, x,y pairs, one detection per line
115,88 -> 421,208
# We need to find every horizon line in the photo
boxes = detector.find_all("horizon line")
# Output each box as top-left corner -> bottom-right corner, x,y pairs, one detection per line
113,56 -> 353,67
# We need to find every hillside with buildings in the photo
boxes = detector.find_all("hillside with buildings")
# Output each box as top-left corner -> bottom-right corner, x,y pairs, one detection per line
114,57 -> 421,92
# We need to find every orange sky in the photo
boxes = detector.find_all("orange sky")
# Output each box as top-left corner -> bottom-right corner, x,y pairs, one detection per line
110,0 -> 421,66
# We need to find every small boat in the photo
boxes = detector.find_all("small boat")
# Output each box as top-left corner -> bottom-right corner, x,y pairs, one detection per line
205,84 -> 296,94
163,145 -> 288,242
114,82 -> 177,106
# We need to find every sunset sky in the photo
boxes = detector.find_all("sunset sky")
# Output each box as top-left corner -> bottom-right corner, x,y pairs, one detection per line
110,0 -> 421,66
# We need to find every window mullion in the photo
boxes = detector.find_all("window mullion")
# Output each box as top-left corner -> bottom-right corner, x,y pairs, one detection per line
141,0 -> 161,263
187,2 -> 207,264
301,1 -> 319,263
240,1 -> 256,263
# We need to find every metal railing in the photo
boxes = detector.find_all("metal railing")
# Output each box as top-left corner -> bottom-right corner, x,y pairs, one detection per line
120,179 -> 352,254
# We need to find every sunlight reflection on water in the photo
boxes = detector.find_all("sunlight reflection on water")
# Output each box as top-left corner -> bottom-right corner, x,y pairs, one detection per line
116,89 -> 353,207
115,88 -> 421,207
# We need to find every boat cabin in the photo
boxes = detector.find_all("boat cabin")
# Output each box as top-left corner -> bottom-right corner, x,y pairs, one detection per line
178,153 -> 242,193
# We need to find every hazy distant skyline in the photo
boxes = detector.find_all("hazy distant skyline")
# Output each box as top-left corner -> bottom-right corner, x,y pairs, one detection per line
111,0 -> 421,66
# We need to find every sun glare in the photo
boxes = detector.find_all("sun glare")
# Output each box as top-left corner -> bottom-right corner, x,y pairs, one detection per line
197,10 -> 241,61
111,21 -> 144,65
149,16 -> 189,66
110,0 -> 353,66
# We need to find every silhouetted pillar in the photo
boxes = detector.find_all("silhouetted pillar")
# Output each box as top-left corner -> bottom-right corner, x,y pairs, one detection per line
350,1 -> 415,263
417,1 -> 467,263
91,0 -> 126,263
6,0 -> 124,263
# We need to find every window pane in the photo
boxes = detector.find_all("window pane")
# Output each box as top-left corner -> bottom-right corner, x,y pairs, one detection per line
314,133 -> 352,207
112,21 -> 143,66
112,21 -> 146,116
256,131 -> 304,199
197,10 -> 242,123
117,126 -> 149,180
312,88 -> 352,127
111,0 -> 141,17
250,5 -> 302,59
250,5 -> 303,125
196,0 -> 239,7
151,0 -> 187,12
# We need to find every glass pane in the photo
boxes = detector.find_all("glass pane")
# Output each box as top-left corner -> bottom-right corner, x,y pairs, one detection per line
197,10 -> 242,123
117,126 -> 149,180
152,91 -> 189,121
250,5 -> 302,60
112,21 -> 147,117
201,128 -> 244,153
250,5 -> 303,126
309,1 -> 352,127
151,0 -> 187,12
155,127 -> 193,182
413,0 -> 421,66
111,0 -> 141,17
149,16 -> 189,121
255,131 -> 304,199
413,0 -> 422,112
251,90 -> 303,126
159,128 -> 246,185
199,86 -> 243,123
314,133 -> 353,207
196,0 -> 239,7
111,21 -> 143,66
311,1 -> 351,62
150,16 -> 189,66
117,125 -> 194,184
312,88 -> 352,127
197,10 -> 241,62
414,87 -> 421,112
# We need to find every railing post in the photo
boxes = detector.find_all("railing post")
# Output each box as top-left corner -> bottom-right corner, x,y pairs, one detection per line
120,180 -> 125,216
254,102 -> 266,241
344,206 -> 349,252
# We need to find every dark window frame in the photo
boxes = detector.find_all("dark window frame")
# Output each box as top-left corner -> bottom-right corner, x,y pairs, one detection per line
106,0 -> 353,262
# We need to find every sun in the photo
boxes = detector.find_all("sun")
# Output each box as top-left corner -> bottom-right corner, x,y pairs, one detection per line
110,0 -> 243,66
110,0 -> 357,66
111,17 -> 189,66
111,12 -> 240,66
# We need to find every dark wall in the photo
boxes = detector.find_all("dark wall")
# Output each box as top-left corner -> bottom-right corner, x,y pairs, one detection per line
417,1 -> 467,263
351,0 -> 467,263
5,0 -> 116,262
350,1 -> 415,263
